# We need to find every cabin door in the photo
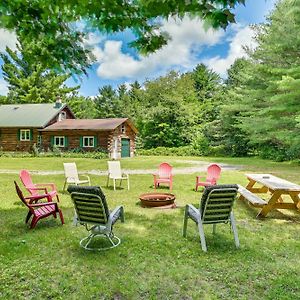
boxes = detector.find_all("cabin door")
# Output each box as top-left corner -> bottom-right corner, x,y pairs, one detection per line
121,138 -> 130,158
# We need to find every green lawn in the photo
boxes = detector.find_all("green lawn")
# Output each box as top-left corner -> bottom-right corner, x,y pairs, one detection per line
1,156 -> 300,299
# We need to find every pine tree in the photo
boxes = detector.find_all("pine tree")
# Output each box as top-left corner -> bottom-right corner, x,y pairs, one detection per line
230,0 -> 300,160
94,85 -> 122,118
1,41 -> 78,104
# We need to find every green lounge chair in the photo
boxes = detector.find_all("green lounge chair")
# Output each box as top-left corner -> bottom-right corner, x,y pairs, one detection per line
68,185 -> 124,251
183,184 -> 239,252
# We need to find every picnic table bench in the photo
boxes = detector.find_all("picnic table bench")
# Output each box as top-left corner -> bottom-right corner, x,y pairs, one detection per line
238,174 -> 300,217
237,185 -> 267,207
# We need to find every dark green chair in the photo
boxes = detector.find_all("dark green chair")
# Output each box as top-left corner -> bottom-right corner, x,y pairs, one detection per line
67,185 -> 124,251
183,184 -> 239,252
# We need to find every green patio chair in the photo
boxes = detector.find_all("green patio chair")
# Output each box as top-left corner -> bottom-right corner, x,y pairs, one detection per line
183,184 -> 239,252
67,185 -> 125,251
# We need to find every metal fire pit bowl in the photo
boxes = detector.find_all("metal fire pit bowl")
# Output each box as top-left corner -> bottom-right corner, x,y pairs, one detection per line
139,192 -> 176,208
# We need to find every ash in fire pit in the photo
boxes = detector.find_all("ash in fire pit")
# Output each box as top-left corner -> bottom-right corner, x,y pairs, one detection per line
139,192 -> 176,208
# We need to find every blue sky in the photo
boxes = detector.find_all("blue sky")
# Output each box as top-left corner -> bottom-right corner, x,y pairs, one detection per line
0,0 -> 277,97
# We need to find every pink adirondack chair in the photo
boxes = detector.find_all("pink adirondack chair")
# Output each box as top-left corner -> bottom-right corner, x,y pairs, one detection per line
153,163 -> 173,190
14,181 -> 64,229
19,169 -> 60,202
195,164 -> 221,191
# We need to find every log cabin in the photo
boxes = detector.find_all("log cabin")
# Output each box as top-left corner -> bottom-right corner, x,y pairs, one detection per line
0,102 -> 137,158
41,118 -> 137,158
0,102 -> 74,152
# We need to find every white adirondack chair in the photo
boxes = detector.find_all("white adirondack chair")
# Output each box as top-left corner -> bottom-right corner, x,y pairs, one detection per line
63,162 -> 91,191
107,161 -> 129,191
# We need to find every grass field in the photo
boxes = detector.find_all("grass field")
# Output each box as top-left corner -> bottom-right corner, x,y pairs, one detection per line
1,156 -> 300,299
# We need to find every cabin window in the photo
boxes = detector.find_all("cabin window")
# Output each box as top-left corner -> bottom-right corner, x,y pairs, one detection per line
83,136 -> 95,148
58,111 -> 67,121
121,124 -> 126,134
20,129 -> 31,141
53,136 -> 65,147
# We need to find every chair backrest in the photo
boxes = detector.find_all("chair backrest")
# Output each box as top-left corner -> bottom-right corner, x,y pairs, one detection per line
19,169 -> 38,196
158,163 -> 172,179
108,161 -> 122,178
200,184 -> 238,224
206,164 -> 221,182
14,181 -> 30,208
64,163 -> 79,181
67,185 -> 110,225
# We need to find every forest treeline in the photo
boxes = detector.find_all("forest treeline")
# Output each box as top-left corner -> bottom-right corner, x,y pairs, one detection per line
1,0 -> 299,161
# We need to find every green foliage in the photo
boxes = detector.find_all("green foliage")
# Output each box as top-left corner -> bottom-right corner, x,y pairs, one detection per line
137,146 -> 199,156
222,0 -> 300,160
1,41 -> 78,103
94,85 -> 123,118
0,149 -> 108,159
137,71 -> 199,148
67,93 -> 97,119
0,1 -> 243,74
192,63 -> 221,102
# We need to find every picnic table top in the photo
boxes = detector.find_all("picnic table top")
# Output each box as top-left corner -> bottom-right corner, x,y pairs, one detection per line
246,173 -> 300,191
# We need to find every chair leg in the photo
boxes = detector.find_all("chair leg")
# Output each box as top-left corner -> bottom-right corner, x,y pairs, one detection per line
195,178 -> 198,191
56,194 -> 60,202
230,212 -> 240,248
119,179 -> 122,187
127,177 -> 130,190
25,211 -> 32,223
63,180 -> 67,192
58,209 -> 65,225
183,206 -> 189,237
30,216 -> 39,229
197,220 -> 207,252
213,224 -> 217,234
106,176 -> 109,187
113,179 -> 116,191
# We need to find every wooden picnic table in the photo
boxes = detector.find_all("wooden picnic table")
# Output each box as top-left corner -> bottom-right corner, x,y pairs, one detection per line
239,173 -> 300,217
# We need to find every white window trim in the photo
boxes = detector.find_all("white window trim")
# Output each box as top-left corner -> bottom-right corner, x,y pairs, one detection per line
121,124 -> 126,133
20,129 -> 31,141
83,136 -> 95,148
58,111 -> 67,122
54,136 -> 65,147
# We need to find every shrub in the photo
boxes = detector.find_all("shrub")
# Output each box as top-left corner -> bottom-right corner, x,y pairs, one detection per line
137,146 -> 199,157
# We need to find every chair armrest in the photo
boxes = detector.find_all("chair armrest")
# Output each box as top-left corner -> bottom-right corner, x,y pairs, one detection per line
30,202 -> 57,208
107,206 -> 124,228
27,187 -> 48,193
185,204 -> 200,222
35,183 -> 56,191
186,204 -> 199,215
79,174 -> 90,181
25,194 -> 51,202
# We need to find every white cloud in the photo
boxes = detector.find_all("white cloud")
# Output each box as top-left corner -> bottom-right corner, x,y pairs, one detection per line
83,32 -> 104,46
92,16 -> 224,80
0,79 -> 8,95
203,26 -> 257,77
0,29 -> 18,52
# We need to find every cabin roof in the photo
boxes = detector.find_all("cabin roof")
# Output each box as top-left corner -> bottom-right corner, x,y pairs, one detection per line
41,118 -> 138,133
0,103 -> 69,128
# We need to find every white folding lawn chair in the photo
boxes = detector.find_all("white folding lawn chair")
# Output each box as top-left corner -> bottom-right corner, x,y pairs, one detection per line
63,162 -> 91,192
107,161 -> 130,191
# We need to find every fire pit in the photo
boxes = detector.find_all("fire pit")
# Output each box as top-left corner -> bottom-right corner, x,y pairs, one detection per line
139,192 -> 176,208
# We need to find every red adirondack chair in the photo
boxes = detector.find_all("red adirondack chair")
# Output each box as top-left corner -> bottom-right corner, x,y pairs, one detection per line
19,169 -> 59,202
14,181 -> 64,229
153,163 -> 173,190
195,164 -> 221,191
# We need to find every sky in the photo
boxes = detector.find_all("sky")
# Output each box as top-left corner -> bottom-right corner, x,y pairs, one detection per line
0,0 -> 277,97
